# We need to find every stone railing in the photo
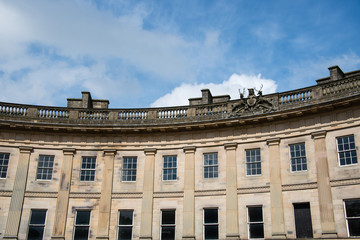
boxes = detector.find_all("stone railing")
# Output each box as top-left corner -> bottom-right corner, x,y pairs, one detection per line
1,72 -> 360,125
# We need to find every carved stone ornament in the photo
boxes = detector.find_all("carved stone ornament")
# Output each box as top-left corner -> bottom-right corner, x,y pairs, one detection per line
229,88 -> 275,116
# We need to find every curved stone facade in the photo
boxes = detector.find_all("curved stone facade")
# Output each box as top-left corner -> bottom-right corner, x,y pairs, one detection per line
0,65 -> 360,239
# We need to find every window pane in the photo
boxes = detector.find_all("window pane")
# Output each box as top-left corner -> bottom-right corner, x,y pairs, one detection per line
118,226 -> 132,240
76,211 -> 90,225
348,219 -> 360,236
30,210 -> 46,224
74,226 -> 89,240
249,223 -> 264,238
204,209 -> 218,224
204,225 -> 218,239
161,226 -> 175,240
248,206 -> 263,222
119,211 -> 133,225
162,210 -> 175,224
28,226 -> 44,240
345,200 -> 360,217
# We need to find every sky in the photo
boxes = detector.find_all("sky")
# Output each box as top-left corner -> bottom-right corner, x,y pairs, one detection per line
1,0 -> 360,108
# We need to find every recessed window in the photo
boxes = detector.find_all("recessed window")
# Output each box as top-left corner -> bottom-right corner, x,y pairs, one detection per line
204,208 -> 219,240
247,206 -> 264,239
246,149 -> 261,175
122,157 -> 137,182
289,143 -> 307,172
27,209 -> 47,240
0,153 -> 10,178
344,199 -> 360,237
163,156 -> 177,181
80,157 -> 96,181
37,155 -> 54,180
337,135 -> 358,166
118,210 -> 133,240
74,210 -> 91,240
161,210 -> 176,240
204,153 -> 218,179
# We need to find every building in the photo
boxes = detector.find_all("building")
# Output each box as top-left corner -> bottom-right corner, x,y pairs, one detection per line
0,65 -> 360,239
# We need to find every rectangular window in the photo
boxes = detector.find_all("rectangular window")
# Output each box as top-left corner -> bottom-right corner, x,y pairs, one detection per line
122,157 -> 137,182
161,210 -> 176,240
246,149 -> 261,175
293,203 -> 313,238
204,153 -> 218,178
0,153 -> 10,178
163,156 -> 177,181
36,155 -> 55,180
204,208 -> 219,240
337,135 -> 358,166
344,199 -> 360,237
247,206 -> 264,239
80,156 -> 96,181
74,210 -> 90,240
27,209 -> 47,240
118,210 -> 133,240
289,143 -> 307,172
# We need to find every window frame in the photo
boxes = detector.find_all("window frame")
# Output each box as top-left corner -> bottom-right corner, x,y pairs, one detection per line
160,209 -> 176,240
337,135 -> 358,166
203,208 -> 219,240
80,156 -> 96,182
344,199 -> 360,237
117,209 -> 134,240
203,152 -> 218,179
289,143 -> 307,172
245,148 -> 262,176
247,205 -> 264,239
36,155 -> 55,181
27,209 -> 47,240
0,153 -> 10,179
162,155 -> 177,181
122,157 -> 137,182
73,210 -> 91,240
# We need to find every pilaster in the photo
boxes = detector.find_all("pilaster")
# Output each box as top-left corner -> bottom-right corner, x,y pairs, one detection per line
3,146 -> 33,240
311,131 -> 337,238
182,146 -> 196,240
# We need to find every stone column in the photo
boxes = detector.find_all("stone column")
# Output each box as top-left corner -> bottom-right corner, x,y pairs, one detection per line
311,131 -> 337,238
224,143 -> 240,240
96,149 -> 116,239
140,149 -> 156,239
182,146 -> 196,240
3,146 -> 33,240
267,138 -> 286,239
51,148 -> 76,240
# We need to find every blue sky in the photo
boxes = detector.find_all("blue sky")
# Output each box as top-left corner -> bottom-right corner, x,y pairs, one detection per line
1,0 -> 360,108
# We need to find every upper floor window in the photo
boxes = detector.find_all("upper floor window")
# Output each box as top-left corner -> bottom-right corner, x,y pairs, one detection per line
203,208 -> 219,240
204,153 -> 218,179
118,210 -> 134,240
163,156 -> 177,181
337,135 -> 358,166
27,209 -> 47,240
344,199 -> 360,237
74,210 -> 91,240
37,155 -> 54,180
247,206 -> 264,239
289,143 -> 307,172
122,157 -> 137,182
80,157 -> 96,181
161,210 -> 176,240
246,149 -> 261,175
0,153 -> 10,179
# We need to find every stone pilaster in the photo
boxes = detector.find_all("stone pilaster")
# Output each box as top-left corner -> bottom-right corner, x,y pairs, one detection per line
96,149 -> 116,239
224,143 -> 240,240
182,146 -> 196,240
140,149 -> 157,239
267,138 -> 286,239
51,148 -> 76,240
3,146 -> 33,240
311,131 -> 337,238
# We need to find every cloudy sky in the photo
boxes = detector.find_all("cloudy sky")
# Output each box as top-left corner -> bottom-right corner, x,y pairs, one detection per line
1,0 -> 360,108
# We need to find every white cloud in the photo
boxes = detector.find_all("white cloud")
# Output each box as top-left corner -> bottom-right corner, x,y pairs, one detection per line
151,73 -> 278,107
